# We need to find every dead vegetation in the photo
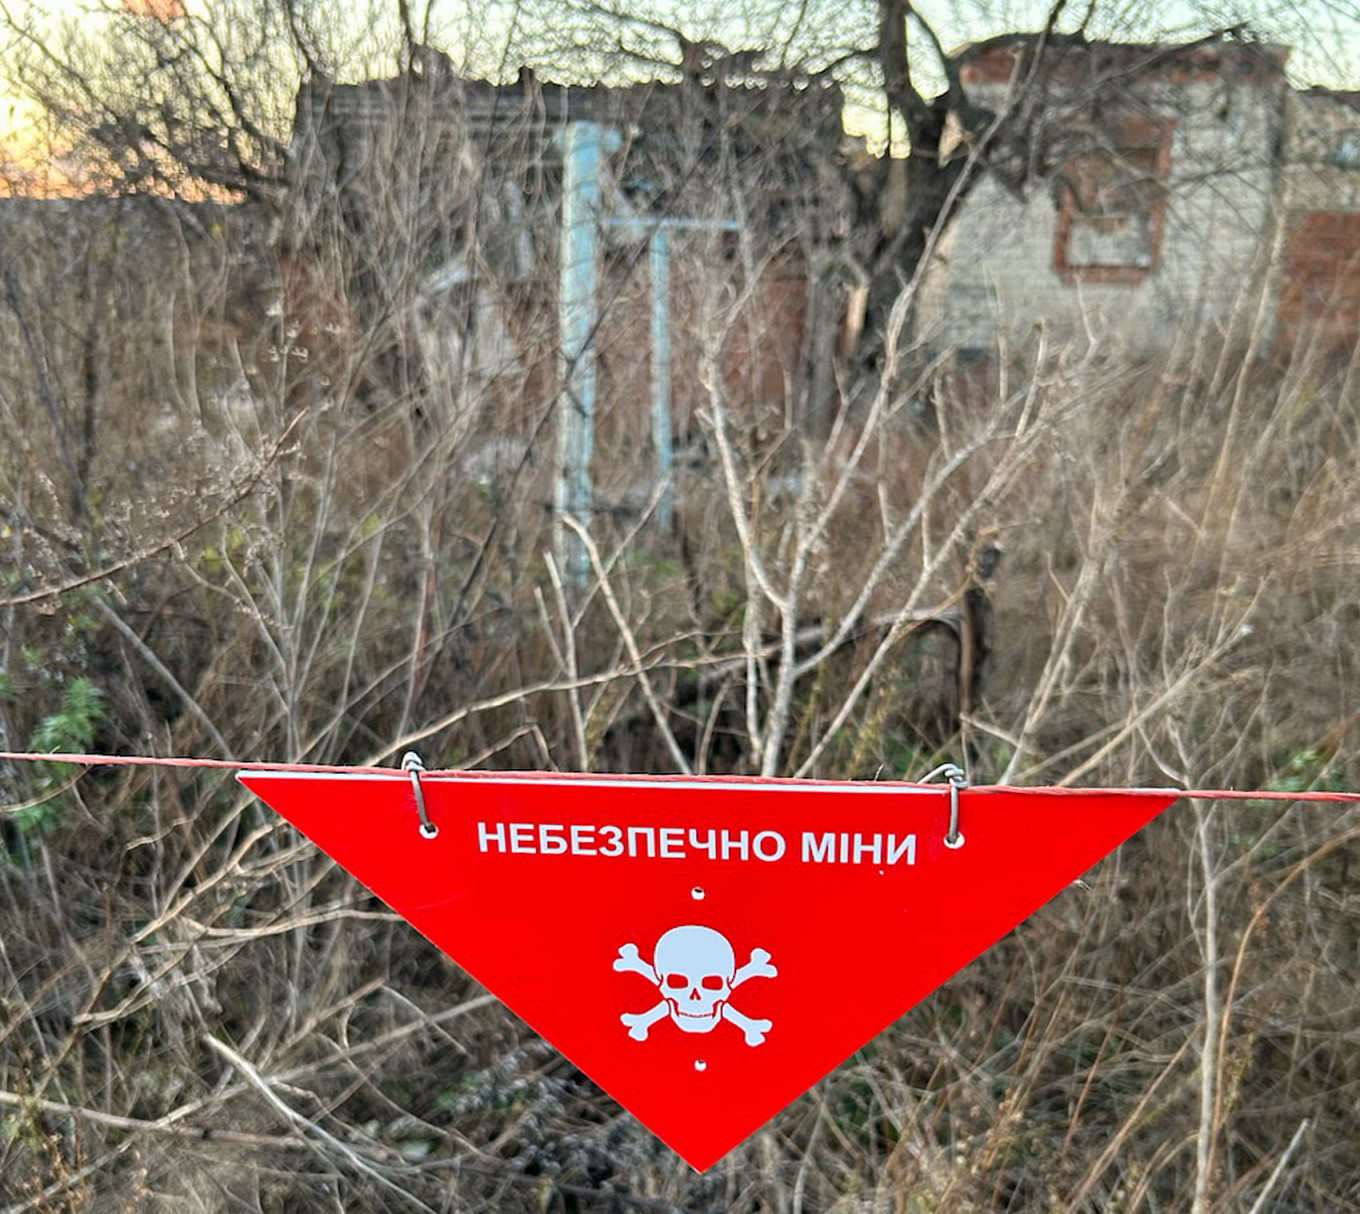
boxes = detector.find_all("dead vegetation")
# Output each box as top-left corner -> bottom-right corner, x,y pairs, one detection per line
0,177 -> 1356,1213
0,8 -> 1357,1201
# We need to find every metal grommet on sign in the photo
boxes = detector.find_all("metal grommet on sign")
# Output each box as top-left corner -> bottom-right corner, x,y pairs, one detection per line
402,751 -> 438,839
921,762 -> 968,849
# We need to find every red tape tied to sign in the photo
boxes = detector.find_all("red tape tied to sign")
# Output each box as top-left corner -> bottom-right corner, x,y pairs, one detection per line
237,766 -> 1182,1171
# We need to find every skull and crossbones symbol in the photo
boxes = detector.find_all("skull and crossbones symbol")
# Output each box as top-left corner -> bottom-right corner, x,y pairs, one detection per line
614,924 -> 776,1046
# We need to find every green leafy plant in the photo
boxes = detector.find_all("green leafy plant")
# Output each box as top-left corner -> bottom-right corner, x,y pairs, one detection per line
1268,747 -> 1348,795
31,677 -> 105,755
12,677 -> 106,840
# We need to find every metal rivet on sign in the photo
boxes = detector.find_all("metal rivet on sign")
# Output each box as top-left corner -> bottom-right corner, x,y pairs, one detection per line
401,751 -> 439,839
694,1060 -> 707,1072
691,886 -> 705,900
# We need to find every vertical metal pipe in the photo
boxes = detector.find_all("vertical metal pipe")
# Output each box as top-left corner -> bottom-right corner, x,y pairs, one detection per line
556,121 -> 602,592
650,227 -> 674,534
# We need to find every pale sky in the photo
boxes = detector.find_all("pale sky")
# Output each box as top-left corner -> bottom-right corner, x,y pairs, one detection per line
14,0 -> 1360,81
5,0 -> 1359,174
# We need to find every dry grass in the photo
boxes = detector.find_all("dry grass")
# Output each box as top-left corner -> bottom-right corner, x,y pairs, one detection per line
0,187 -> 1358,1214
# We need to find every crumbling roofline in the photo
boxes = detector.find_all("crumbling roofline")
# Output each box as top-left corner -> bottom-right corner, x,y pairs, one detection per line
956,32 -> 1289,89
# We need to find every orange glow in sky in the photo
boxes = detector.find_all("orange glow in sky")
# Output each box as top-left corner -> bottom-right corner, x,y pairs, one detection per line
122,0 -> 187,18
0,0 -> 193,195
0,100 -> 92,197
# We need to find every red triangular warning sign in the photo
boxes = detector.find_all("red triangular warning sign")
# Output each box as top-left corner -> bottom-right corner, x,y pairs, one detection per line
238,770 -> 1178,1170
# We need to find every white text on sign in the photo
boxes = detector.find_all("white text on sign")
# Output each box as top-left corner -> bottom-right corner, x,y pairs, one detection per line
476,823 -> 917,866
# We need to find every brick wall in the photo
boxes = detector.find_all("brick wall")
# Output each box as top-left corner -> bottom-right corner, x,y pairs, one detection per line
1278,211 -> 1360,353
918,40 -> 1288,356
1270,91 -> 1360,357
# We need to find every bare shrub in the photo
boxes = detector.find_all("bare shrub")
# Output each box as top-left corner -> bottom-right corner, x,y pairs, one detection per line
1,17 -> 1359,1214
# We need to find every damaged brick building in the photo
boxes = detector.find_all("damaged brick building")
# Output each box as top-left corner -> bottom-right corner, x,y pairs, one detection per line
917,36 -> 1360,360
283,49 -> 857,437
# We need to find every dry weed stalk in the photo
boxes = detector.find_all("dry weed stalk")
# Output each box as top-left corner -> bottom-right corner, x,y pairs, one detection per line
0,79 -> 1358,1214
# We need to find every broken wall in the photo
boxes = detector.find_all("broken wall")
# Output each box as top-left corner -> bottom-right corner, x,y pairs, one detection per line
1276,89 -> 1360,358
917,41 -> 1288,356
